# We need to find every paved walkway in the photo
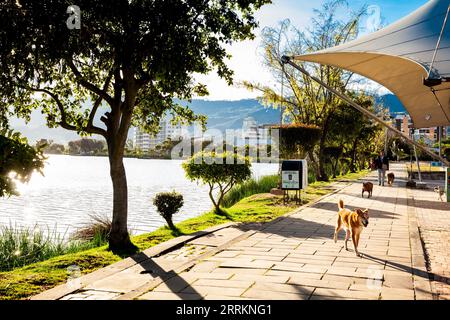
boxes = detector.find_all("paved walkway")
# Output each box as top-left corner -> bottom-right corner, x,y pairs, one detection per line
409,184 -> 450,300
33,163 -> 450,300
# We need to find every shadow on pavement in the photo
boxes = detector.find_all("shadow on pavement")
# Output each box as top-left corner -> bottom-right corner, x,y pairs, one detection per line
309,201 -> 400,220
129,252 -> 203,300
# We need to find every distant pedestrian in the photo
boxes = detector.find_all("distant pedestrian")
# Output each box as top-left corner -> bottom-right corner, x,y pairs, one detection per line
375,151 -> 389,186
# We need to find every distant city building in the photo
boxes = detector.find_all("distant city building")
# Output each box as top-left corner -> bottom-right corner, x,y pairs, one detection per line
390,112 -> 448,147
239,117 -> 275,146
133,118 -> 188,152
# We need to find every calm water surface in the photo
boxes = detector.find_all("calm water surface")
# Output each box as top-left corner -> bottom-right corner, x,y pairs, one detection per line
0,155 -> 278,237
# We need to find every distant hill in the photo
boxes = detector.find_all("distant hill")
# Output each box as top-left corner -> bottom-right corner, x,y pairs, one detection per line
375,94 -> 407,114
10,94 -> 406,144
179,99 -> 280,131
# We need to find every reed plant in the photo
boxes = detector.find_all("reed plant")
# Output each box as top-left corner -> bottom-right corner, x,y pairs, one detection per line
222,174 -> 278,208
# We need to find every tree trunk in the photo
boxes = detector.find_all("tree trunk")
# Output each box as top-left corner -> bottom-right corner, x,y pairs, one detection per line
164,216 -> 176,231
108,141 -> 136,253
208,185 -> 221,214
350,137 -> 359,173
317,116 -> 331,181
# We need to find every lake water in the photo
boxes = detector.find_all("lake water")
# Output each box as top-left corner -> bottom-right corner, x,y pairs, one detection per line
0,155 -> 278,237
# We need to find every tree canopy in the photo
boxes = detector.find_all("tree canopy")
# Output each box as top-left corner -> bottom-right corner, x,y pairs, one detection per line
245,0 -> 384,180
183,151 -> 252,213
0,0 -> 271,251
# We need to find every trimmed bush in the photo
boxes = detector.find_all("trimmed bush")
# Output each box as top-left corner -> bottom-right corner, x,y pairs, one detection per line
153,191 -> 184,230
183,151 -> 252,213
272,124 -> 322,159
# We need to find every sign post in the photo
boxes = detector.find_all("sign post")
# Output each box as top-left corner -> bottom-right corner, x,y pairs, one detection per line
446,167 -> 450,202
281,160 -> 308,204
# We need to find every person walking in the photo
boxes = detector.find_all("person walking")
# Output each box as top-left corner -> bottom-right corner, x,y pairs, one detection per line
375,151 -> 389,186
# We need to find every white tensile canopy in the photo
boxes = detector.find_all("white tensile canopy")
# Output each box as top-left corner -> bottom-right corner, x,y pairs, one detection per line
292,0 -> 450,129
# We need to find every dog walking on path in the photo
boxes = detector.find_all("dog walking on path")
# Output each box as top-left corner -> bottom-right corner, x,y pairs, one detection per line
334,200 -> 370,257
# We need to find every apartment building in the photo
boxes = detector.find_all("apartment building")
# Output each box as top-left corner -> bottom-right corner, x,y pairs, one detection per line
133,118 -> 188,152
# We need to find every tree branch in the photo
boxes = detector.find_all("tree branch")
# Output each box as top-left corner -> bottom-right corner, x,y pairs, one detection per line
25,86 -> 107,138
68,59 -> 114,106
25,86 -> 77,132
85,69 -> 115,137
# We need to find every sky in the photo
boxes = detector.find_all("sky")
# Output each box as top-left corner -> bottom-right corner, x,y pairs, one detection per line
197,0 -> 430,100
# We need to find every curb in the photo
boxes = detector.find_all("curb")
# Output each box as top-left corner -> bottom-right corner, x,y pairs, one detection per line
30,222 -> 236,300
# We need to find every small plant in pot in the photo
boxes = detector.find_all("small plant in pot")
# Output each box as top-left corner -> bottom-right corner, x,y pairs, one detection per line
153,191 -> 184,231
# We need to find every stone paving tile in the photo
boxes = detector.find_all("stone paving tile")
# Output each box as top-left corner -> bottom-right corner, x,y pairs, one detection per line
193,279 -> 254,289
181,285 -> 247,297
380,287 -> 415,300
212,267 -> 267,275
251,282 -> 315,296
152,276 -> 197,293
312,288 -> 380,299
412,186 -> 450,300
287,277 -> 350,290
181,271 -> 233,280
231,274 -> 289,283
265,270 -> 323,279
139,292 -> 203,300
242,288 -> 310,300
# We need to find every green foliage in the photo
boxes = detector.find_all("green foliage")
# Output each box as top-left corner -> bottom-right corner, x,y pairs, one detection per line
0,224 -> 103,272
445,147 -> 450,159
67,138 -> 105,155
0,129 -> 45,197
153,191 -> 184,230
70,213 -> 112,246
274,124 -> 322,158
222,174 -> 279,208
0,0 -> 271,248
183,152 -> 252,212
36,139 -> 65,154
244,1 -> 372,180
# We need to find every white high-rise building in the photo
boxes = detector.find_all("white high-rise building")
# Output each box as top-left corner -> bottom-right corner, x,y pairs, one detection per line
133,118 -> 188,152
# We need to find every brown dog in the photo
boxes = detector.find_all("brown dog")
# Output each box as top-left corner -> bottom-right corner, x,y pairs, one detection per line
387,173 -> 395,186
334,199 -> 369,257
362,182 -> 373,198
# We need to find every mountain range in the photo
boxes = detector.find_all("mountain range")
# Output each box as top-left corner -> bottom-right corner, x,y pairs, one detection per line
10,94 -> 405,144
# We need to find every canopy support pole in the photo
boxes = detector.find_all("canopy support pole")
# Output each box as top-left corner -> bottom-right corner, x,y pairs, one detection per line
281,55 -> 450,167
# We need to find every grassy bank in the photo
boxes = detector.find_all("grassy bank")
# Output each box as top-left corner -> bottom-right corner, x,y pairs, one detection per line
0,169 -> 369,300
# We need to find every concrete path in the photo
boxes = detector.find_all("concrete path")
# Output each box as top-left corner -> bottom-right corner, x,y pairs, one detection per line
34,163 -> 448,300
409,182 -> 450,300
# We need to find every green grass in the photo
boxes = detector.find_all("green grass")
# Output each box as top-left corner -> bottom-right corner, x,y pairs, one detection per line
0,225 -> 106,272
0,169 -> 369,300
222,174 -> 279,208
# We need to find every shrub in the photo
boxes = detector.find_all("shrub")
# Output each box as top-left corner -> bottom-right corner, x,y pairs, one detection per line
183,151 -> 252,213
273,124 -> 322,159
153,191 -> 184,230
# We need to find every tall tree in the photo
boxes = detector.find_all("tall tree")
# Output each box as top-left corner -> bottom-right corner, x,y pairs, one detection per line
0,0 -> 270,252
244,0 -> 366,180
